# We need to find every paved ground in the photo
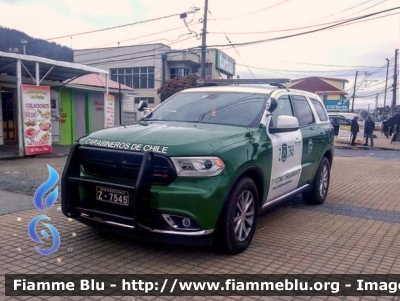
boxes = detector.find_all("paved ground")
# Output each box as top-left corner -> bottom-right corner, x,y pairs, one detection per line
334,131 -> 400,151
1,153 -> 400,300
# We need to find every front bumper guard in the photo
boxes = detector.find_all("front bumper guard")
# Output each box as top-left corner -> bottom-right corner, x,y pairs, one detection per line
61,143 -> 213,240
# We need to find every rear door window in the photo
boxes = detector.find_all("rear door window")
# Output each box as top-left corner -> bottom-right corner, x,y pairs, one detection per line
292,95 -> 315,127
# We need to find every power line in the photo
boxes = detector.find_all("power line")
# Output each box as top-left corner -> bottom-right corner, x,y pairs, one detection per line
0,10 -> 199,50
208,0 -> 291,21
203,8 -> 400,49
75,35 -> 197,65
45,11 -> 198,41
344,0 -> 390,17
74,22 -> 202,55
207,8 -> 399,36
303,0 -> 375,24
85,40 -> 199,67
207,8 -> 255,79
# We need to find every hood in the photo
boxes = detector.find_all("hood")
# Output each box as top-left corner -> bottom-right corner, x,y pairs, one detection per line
79,121 -> 251,156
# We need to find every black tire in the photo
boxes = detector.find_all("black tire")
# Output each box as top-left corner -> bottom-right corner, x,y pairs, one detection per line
214,177 -> 259,255
303,157 -> 331,205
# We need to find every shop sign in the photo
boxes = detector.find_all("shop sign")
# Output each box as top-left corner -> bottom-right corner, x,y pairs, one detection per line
104,94 -> 115,128
22,84 -> 52,155
325,99 -> 350,111
216,50 -> 235,75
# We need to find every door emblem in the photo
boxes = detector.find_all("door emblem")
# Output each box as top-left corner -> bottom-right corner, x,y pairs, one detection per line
280,144 -> 287,162
279,143 -> 294,162
308,139 -> 313,153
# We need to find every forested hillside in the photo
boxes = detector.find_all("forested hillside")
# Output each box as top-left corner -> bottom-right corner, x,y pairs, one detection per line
0,26 -> 73,62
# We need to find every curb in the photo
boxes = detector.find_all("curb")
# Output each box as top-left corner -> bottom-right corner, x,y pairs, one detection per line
35,153 -> 69,158
334,144 -> 400,151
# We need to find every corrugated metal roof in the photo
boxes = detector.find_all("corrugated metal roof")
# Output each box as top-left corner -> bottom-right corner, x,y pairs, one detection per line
0,51 -> 108,83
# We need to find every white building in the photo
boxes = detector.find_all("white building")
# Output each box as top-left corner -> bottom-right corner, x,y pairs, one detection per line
74,44 -> 236,121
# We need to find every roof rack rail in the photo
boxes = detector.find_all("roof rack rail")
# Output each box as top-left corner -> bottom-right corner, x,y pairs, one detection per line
197,78 -> 291,86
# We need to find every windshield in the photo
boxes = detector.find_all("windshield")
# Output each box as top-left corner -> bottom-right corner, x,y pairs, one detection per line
142,92 -> 268,127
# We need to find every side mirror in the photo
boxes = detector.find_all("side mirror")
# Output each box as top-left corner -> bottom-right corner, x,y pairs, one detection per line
266,97 -> 278,113
138,100 -> 148,112
269,115 -> 299,134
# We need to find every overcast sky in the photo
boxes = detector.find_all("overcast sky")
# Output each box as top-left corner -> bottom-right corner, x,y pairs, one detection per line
1,0 -> 399,109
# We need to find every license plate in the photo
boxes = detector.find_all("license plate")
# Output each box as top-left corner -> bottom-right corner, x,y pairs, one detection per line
96,186 -> 129,206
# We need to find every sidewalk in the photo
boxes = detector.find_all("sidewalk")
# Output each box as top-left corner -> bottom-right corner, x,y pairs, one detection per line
0,143 -> 72,160
334,130 -> 400,151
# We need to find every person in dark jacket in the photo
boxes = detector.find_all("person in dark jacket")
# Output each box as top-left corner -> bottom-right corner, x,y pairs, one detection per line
350,116 -> 359,146
391,124 -> 399,144
363,116 -> 375,146
382,121 -> 389,138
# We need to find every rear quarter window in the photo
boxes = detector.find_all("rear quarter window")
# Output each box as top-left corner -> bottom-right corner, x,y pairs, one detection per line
310,98 -> 328,122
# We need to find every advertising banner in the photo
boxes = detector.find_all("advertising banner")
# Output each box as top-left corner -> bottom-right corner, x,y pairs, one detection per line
22,84 -> 52,155
337,125 -> 365,144
104,94 -> 115,128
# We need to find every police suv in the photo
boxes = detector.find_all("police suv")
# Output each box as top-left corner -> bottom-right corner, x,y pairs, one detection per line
61,78 -> 334,254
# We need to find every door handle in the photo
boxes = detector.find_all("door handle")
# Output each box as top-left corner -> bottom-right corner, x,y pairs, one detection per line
295,138 -> 302,144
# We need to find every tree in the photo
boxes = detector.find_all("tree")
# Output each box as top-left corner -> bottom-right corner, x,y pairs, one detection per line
157,74 -> 199,102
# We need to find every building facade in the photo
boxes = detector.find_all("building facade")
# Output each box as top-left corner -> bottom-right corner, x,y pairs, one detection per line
0,52 -> 136,158
289,77 -> 349,111
73,44 -> 236,119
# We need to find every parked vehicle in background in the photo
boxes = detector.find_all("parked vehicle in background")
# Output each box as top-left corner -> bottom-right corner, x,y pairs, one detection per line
328,112 -> 364,126
329,115 -> 351,135
375,121 -> 382,132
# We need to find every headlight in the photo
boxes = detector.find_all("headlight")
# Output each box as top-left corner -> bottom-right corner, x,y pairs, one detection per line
171,157 -> 225,177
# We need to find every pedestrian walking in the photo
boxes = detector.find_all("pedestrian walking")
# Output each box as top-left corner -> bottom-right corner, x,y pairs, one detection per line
350,116 -> 359,146
382,121 -> 389,138
363,116 -> 375,147
391,124 -> 399,144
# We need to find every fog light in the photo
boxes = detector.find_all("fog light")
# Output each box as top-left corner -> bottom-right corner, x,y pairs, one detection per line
182,218 -> 191,228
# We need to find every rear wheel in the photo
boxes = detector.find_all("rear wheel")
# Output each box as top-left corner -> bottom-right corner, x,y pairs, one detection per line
303,157 -> 330,205
214,177 -> 258,254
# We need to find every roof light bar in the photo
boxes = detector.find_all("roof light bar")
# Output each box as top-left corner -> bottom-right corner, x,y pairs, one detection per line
198,78 -> 291,86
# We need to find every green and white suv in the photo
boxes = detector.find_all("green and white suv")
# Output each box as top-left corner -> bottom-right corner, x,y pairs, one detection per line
61,79 -> 334,254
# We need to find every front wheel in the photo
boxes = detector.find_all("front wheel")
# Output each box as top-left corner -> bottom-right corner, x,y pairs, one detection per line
303,157 -> 331,205
214,177 -> 259,255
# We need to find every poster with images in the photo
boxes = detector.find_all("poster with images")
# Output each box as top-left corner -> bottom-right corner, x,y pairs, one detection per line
22,84 -> 52,155
104,94 -> 115,128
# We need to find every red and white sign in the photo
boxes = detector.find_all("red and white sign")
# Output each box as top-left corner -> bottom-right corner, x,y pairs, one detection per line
104,94 -> 115,128
22,84 -> 52,155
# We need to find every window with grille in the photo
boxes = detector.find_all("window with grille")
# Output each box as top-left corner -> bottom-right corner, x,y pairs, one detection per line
170,68 -> 190,79
110,67 -> 155,89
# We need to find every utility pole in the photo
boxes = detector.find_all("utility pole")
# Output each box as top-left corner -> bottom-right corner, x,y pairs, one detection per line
351,71 -> 358,112
391,49 -> 398,116
384,58 -> 390,108
200,0 -> 208,79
